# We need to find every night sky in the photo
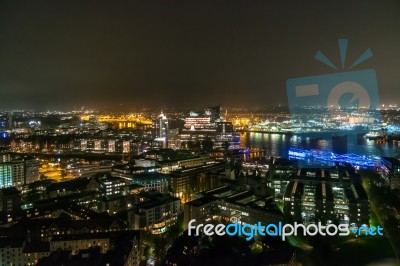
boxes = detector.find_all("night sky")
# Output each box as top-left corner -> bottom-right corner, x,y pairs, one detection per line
0,0 -> 399,110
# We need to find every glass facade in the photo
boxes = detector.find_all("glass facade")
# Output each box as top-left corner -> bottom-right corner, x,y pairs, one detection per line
0,164 -> 13,188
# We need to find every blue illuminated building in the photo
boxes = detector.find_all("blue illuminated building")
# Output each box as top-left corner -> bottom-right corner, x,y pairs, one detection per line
0,165 -> 13,188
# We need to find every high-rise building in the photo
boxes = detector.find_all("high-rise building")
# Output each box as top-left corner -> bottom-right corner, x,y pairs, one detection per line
131,190 -> 180,234
98,175 -> 129,196
0,161 -> 24,189
0,154 -> 37,187
0,164 -> 13,188
152,112 -> 168,148
25,157 -> 39,184
380,157 -> 400,189
282,167 -> 370,225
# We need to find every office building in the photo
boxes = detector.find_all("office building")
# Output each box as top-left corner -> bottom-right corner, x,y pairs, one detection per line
0,160 -> 25,188
131,190 -> 180,234
380,157 -> 400,189
152,111 -> 169,148
131,172 -> 168,193
282,167 -> 370,225
98,175 -> 130,197
169,162 -> 225,203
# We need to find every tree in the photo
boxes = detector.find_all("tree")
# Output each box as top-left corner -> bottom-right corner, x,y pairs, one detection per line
154,236 -> 167,265
143,245 -> 151,261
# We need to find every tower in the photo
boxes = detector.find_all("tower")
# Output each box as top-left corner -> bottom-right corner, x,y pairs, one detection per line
152,112 -> 169,148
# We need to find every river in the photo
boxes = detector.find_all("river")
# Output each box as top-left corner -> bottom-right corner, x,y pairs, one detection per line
240,132 -> 400,158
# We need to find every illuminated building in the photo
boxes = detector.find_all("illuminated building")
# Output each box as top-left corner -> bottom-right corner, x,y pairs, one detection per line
0,160 -> 24,188
108,140 -> 116,152
168,162 -> 225,203
98,175 -> 129,196
267,159 -> 296,200
80,140 -> 87,150
0,153 -> 11,163
24,157 -> 39,184
80,113 -> 152,130
167,128 -> 180,149
113,140 -> 136,153
94,140 -> 102,151
131,190 -> 180,234
380,157 -> 400,189
0,240 -> 50,266
134,159 -> 156,168
111,164 -> 157,180
282,167 -> 369,225
0,164 -> 12,188
86,140 -> 95,150
99,194 -> 132,214
219,191 -> 280,225
152,111 -> 169,148
50,234 -> 110,254
183,196 -> 217,230
123,140 -> 131,153
182,107 -> 222,132
131,173 -> 169,193
0,153 -> 38,188
241,163 -> 269,177
184,115 -> 213,131
69,138 -> 138,154
112,152 -> 215,177
178,107 -> 240,150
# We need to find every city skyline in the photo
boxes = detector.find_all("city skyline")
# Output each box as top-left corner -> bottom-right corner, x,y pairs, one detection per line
0,1 -> 399,110
0,2 -> 400,265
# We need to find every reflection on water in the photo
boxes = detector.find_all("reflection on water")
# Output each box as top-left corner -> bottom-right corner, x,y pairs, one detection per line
240,132 -> 400,158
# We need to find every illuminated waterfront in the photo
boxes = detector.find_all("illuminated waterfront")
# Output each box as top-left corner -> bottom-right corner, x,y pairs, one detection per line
241,132 -> 400,158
